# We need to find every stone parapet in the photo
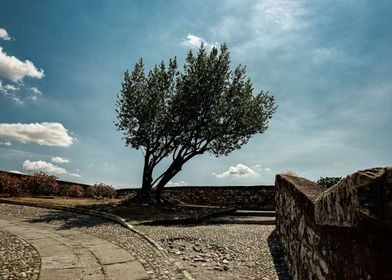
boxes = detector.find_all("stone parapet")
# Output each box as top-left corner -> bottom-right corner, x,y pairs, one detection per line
275,167 -> 392,280
118,185 -> 275,210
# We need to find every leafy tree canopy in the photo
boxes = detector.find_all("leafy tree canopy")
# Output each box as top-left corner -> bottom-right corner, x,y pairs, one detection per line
317,177 -> 342,188
116,44 -> 277,200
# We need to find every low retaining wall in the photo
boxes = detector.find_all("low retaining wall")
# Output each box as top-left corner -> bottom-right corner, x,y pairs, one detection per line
2,171 -> 275,210
118,185 -> 275,210
275,167 -> 392,279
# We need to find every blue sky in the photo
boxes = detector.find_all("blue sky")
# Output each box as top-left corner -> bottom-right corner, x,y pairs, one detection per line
0,0 -> 391,188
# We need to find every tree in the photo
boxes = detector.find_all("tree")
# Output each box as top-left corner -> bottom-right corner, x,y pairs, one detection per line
317,177 -> 341,188
115,44 -> 277,201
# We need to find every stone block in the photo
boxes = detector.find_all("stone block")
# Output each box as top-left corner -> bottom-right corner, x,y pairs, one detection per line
103,261 -> 149,280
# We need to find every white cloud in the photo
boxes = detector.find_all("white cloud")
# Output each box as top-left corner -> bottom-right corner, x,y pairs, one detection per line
23,160 -> 67,174
11,96 -> 23,105
30,87 -> 42,101
167,180 -> 187,187
0,81 -> 24,104
0,47 -> 44,82
8,170 -> 25,175
0,81 -> 18,95
0,122 -> 74,147
0,141 -> 11,146
213,163 -> 259,178
30,87 -> 42,95
0,28 -> 11,41
0,81 -> 20,103
103,162 -> 116,169
21,159 -> 81,178
0,82 -> 43,104
260,0 -> 307,31
252,164 -> 273,173
51,156 -> 70,163
181,33 -> 218,49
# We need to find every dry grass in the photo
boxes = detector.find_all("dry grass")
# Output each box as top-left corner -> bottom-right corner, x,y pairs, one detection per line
1,196 -> 122,207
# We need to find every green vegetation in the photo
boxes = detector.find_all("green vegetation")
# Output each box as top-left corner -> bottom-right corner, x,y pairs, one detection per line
115,44 -> 277,201
317,177 -> 341,189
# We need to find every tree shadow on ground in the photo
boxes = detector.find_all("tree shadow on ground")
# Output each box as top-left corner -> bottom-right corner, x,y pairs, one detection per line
76,200 -> 231,225
267,229 -> 292,280
25,210 -> 113,230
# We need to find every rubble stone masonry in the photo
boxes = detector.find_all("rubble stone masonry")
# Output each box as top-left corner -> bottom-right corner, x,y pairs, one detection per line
275,167 -> 392,280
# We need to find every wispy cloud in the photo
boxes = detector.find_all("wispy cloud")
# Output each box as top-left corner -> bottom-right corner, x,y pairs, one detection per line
0,28 -> 11,41
312,47 -> 345,65
0,47 -> 44,82
167,180 -> 187,187
181,33 -> 218,49
30,87 -> 42,95
0,82 -> 44,104
51,156 -> 70,163
211,0 -> 309,55
0,80 -> 22,104
29,87 -> 43,101
0,122 -> 74,147
0,81 -> 18,95
23,160 -> 67,174
252,164 -> 273,173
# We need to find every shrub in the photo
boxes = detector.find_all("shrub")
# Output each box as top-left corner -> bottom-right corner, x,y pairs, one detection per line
88,183 -> 116,198
317,177 -> 341,189
62,184 -> 84,198
21,172 -> 60,196
0,173 -> 23,196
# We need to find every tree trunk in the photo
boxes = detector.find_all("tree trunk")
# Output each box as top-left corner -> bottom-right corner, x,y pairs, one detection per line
137,152 -> 154,201
139,173 -> 152,199
154,160 -> 183,200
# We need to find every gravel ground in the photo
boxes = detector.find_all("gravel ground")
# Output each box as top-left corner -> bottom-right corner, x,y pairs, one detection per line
145,224 -> 291,280
0,204 -> 183,280
0,229 -> 40,280
0,203 -> 291,280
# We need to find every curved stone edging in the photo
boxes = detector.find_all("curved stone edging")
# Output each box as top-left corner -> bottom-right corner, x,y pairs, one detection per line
0,199 -> 195,280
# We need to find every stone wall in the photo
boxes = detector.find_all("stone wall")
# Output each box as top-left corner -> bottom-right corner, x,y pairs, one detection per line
275,167 -> 392,280
1,171 -> 275,210
118,185 -> 275,210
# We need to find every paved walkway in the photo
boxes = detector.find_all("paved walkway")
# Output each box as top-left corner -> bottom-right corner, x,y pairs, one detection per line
0,215 -> 149,280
